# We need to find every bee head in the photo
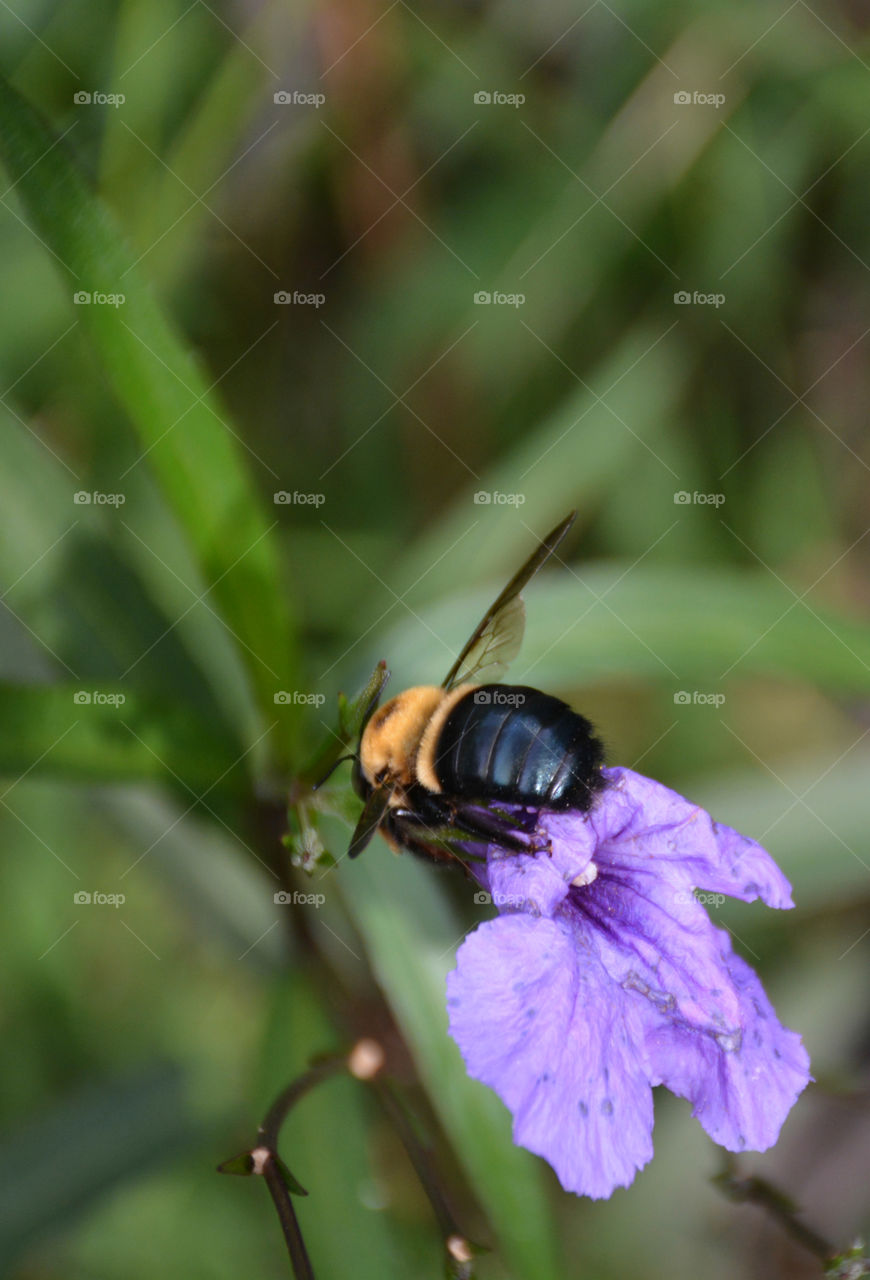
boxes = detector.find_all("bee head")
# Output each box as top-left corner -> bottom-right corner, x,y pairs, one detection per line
358,686 -> 445,798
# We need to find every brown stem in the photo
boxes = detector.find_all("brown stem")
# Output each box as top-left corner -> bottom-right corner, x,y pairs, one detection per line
220,1044 -> 476,1279
261,1156 -> 316,1280
713,1154 -> 834,1262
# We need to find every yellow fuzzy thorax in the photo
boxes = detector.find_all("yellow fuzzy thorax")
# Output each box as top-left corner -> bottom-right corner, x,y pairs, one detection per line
359,683 -> 473,804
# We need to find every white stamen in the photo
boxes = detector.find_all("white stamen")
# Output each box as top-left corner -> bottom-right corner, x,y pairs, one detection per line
571,862 -> 598,888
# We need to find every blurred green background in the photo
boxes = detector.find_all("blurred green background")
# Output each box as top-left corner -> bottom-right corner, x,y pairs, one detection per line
1,0 -> 870,1276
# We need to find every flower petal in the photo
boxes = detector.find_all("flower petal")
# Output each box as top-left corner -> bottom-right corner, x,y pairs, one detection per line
481,809 -> 598,918
569,858 -> 744,1039
589,767 -> 795,908
643,930 -> 810,1151
447,913 -> 654,1198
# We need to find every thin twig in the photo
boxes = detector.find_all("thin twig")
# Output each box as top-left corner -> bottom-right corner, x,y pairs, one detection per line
219,1041 -> 477,1279
714,1153 -> 834,1262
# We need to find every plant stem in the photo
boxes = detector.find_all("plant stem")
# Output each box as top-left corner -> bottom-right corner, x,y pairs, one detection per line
714,1154 -> 834,1261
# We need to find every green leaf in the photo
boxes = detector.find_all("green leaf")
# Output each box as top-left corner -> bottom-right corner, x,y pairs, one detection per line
99,786 -> 286,969
0,73 -> 295,765
0,683 -> 244,788
0,401 -> 266,755
692,750 -> 870,914
393,321 -> 687,605
381,564 -> 870,696
104,0 -> 312,290
0,1061 -> 193,1270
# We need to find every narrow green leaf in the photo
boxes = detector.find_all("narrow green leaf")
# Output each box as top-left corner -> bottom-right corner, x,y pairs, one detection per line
99,786 -> 286,968
382,564 -> 870,696
393,321 -> 686,605
0,683 -> 243,788
0,1062 -> 193,1270
0,74 -> 295,765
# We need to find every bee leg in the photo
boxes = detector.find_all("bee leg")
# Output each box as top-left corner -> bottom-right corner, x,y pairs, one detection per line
434,801 -> 542,853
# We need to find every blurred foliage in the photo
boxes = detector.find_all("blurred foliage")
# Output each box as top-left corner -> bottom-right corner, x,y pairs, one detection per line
1,0 -> 870,1277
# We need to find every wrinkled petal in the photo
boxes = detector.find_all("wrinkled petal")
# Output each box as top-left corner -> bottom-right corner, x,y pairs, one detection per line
481,809 -> 598,918
589,768 -> 795,908
643,931 -> 810,1151
447,913 -> 654,1198
568,858 -> 744,1038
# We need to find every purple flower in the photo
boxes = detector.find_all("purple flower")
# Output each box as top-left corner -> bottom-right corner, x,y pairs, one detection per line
446,766 -> 810,1199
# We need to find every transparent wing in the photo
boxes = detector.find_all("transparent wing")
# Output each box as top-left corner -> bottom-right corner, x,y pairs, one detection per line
442,510 -> 577,691
443,593 -> 525,689
347,783 -> 393,859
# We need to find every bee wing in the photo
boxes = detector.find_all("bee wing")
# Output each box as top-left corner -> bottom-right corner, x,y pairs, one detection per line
442,510 -> 577,691
442,594 -> 526,690
347,783 -> 393,860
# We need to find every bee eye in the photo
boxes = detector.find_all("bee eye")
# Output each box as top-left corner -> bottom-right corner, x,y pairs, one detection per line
375,767 -> 389,785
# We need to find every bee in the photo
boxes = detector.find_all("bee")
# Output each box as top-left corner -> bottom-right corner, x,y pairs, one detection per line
338,512 -> 605,867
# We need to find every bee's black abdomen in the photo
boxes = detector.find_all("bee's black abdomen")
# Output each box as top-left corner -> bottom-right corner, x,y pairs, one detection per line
433,684 -> 604,811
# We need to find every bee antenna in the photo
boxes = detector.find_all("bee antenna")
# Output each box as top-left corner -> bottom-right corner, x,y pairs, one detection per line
312,754 -> 357,791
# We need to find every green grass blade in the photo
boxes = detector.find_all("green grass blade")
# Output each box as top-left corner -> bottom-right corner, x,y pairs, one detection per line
0,73 -> 295,764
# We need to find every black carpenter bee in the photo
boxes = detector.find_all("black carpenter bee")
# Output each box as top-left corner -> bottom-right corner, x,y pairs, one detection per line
338,512 -> 605,867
